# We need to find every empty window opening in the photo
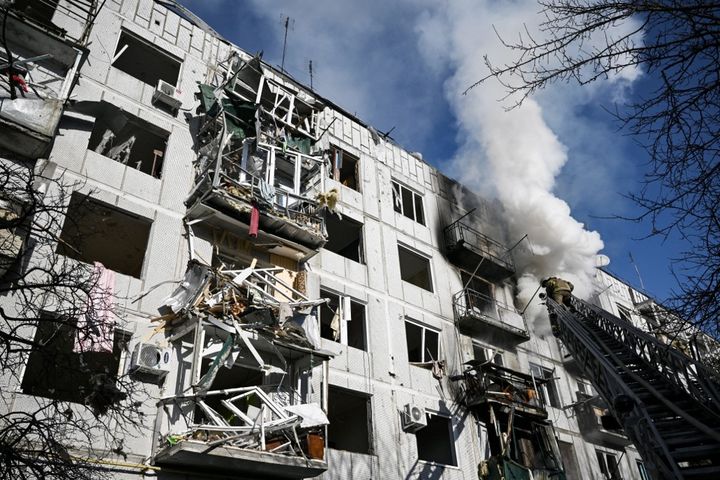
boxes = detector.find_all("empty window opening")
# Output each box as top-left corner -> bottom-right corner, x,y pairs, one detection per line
57,193 -> 151,278
22,316 -> 128,405
330,146 -> 359,191
324,213 -> 364,263
87,102 -> 169,178
112,30 -> 181,87
319,290 -> 367,351
405,320 -> 439,364
462,272 -> 494,313
398,245 -> 432,291
558,441 -> 582,480
327,387 -> 372,454
596,450 -> 622,480
529,363 -> 561,409
416,413 -> 456,466
392,181 -> 425,225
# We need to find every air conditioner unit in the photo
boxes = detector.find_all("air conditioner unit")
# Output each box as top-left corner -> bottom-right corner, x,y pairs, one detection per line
130,342 -> 170,377
402,403 -> 427,432
152,79 -> 182,111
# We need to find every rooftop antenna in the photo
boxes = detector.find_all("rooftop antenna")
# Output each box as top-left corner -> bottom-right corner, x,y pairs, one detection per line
629,251 -> 645,290
308,60 -> 314,90
280,15 -> 294,74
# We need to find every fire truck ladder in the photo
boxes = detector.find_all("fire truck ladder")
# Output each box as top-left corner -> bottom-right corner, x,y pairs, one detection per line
547,297 -> 720,479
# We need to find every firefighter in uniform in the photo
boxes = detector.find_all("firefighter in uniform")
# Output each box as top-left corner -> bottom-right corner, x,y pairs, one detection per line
541,276 -> 574,307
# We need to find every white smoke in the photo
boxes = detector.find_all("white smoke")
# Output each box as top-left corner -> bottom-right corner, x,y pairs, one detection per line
416,1 -> 610,321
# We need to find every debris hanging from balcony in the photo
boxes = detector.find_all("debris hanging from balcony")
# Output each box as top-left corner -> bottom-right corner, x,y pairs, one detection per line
186,53 -> 336,259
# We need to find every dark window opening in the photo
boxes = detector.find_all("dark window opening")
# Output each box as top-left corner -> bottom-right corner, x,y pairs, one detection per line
405,320 -> 439,363
57,193 -> 151,278
22,316 -> 128,405
112,30 -> 181,87
473,345 -> 503,366
319,290 -> 367,351
617,304 -> 632,323
347,301 -> 366,351
13,0 -> 58,26
392,181 -> 425,225
530,363 -> 561,409
416,413 -> 456,466
327,387 -> 372,454
330,147 -> 359,191
462,272 -> 494,312
324,213 -> 364,263
196,360 -> 264,425
636,461 -> 651,480
87,102 -> 169,178
398,245 -> 432,291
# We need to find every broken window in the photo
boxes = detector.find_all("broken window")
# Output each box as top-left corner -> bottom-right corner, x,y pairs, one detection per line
462,272 -> 494,314
323,213 -> 364,263
529,363 -> 561,409
319,290 -> 367,350
596,450 -> 623,480
398,245 -> 432,291
405,319 -> 439,363
327,387 -> 372,454
616,304 -> 632,323
86,102 -> 169,178
392,181 -> 425,225
577,378 -> 595,399
22,315 -> 129,404
329,146 -> 359,191
112,30 -> 181,87
558,441 -> 582,480
57,193 -> 152,278
416,413 -> 456,466
473,344 -> 503,366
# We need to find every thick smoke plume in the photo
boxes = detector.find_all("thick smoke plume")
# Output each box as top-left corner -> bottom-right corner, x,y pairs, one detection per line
417,1 -> 605,322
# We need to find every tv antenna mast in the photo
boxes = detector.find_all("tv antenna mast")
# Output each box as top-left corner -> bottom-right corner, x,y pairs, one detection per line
280,15 -> 294,73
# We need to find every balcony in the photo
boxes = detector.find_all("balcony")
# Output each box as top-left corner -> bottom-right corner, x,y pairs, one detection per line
443,220 -> 515,280
454,362 -> 547,419
574,392 -> 631,447
186,140 -> 327,262
453,288 -> 529,341
0,9 -> 88,158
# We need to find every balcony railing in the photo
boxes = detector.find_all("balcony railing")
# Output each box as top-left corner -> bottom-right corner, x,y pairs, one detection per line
452,288 -> 529,340
452,362 -> 547,419
443,219 -> 515,280
153,386 -> 328,478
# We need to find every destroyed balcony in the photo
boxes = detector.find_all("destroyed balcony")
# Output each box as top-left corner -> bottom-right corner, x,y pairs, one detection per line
452,362 -> 548,419
0,8 -> 88,158
574,392 -> 631,447
186,139 -> 328,262
453,289 -> 529,341
152,262 -> 335,478
443,220 -> 515,280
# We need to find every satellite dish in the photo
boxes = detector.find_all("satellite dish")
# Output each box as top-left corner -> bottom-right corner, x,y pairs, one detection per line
595,254 -> 610,267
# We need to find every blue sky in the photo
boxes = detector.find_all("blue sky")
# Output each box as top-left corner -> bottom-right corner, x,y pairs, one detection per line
179,0 -> 686,302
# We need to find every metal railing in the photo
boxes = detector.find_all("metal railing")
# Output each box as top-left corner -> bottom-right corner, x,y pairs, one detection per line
443,219 -> 514,273
452,288 -> 528,337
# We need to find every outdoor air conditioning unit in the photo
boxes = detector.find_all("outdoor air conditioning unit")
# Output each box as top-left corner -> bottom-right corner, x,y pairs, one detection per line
130,342 -> 170,377
152,79 -> 182,111
402,403 -> 427,432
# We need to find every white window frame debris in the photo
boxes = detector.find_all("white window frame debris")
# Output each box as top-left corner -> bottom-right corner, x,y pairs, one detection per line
319,289 -> 367,350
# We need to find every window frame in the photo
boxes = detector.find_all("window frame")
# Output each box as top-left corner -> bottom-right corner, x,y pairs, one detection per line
327,386 -> 374,455
529,362 -> 562,409
391,180 -> 425,225
415,411 -> 457,467
329,145 -> 360,192
405,318 -> 441,364
596,449 -> 623,480
472,342 -> 503,366
111,28 -> 182,87
397,244 -> 433,292
319,289 -> 368,351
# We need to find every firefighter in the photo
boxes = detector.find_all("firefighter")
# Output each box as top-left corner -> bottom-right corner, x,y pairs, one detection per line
541,276 -> 574,307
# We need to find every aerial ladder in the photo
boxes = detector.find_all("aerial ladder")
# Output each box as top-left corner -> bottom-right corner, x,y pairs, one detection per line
545,293 -> 720,479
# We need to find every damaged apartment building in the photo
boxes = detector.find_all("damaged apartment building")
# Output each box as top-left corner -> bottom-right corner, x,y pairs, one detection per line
2,1 -> 720,479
